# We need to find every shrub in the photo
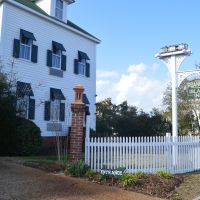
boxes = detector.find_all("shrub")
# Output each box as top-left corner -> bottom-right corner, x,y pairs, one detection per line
156,170 -> 173,179
15,117 -> 42,156
0,98 -> 17,155
85,169 -> 96,178
135,171 -> 146,178
66,160 -> 90,177
120,173 -> 138,187
94,173 -> 105,182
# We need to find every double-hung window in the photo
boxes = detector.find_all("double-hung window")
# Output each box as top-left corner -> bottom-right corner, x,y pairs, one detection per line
78,59 -> 86,76
16,81 -> 35,120
46,41 -> 66,75
20,35 -> 32,60
52,46 -> 61,69
13,29 -> 38,63
50,99 -> 60,122
17,95 -> 30,119
44,88 -> 65,122
74,51 -> 90,77
55,0 -> 63,20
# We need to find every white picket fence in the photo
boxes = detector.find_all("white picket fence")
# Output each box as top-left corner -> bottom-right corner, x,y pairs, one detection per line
85,136 -> 200,174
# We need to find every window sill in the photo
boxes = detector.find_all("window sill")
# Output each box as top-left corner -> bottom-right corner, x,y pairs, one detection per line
49,67 -> 63,77
15,58 -> 38,65
18,57 -> 31,63
75,73 -> 89,78
47,122 -> 62,131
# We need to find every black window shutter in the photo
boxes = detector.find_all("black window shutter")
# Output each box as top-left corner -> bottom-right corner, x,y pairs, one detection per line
74,59 -> 79,74
85,106 -> 90,115
31,45 -> 38,63
44,101 -> 51,121
59,103 -> 65,121
47,50 -> 52,67
13,39 -> 20,58
28,99 -> 35,120
86,63 -> 90,77
61,55 -> 66,71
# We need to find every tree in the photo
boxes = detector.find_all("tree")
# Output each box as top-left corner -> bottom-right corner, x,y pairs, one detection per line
95,98 -> 169,137
113,101 -> 138,137
162,80 -> 200,135
96,98 -> 116,136
0,69 -> 17,155
0,67 -> 42,156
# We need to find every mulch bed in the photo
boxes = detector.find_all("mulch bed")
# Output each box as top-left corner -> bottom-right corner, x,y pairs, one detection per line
22,161 -> 184,199
88,174 -> 183,199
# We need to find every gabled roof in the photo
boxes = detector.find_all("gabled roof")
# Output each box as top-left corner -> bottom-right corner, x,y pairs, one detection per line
15,0 -> 47,14
2,0 -> 100,43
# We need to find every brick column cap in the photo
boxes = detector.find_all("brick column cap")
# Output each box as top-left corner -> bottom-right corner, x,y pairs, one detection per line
73,84 -> 85,104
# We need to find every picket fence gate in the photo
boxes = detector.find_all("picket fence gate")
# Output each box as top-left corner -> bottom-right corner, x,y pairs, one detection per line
85,136 -> 200,174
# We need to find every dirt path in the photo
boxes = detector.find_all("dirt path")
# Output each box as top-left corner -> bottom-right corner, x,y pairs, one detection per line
0,158 -> 162,200
174,172 -> 200,200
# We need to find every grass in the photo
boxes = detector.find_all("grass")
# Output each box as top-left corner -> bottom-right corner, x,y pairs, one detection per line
20,156 -> 60,162
16,156 -> 68,172
19,155 -> 68,164
172,171 -> 200,200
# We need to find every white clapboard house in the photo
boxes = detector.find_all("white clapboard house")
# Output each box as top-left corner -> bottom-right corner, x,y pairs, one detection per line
0,0 -> 100,143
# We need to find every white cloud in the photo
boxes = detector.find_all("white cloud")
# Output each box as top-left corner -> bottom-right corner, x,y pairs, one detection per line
128,63 -> 147,74
96,63 -> 168,112
97,70 -> 119,79
96,80 -> 116,102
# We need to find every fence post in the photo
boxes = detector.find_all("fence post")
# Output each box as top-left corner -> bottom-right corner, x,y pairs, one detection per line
172,135 -> 178,173
85,136 -> 89,165
166,133 -> 171,172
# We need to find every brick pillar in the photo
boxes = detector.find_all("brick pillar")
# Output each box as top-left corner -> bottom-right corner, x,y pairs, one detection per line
69,84 -> 85,161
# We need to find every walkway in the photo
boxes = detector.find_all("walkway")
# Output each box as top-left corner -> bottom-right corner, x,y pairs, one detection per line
0,158 -> 161,200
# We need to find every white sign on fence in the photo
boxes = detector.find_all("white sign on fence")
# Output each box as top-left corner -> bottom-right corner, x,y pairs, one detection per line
100,168 -> 125,176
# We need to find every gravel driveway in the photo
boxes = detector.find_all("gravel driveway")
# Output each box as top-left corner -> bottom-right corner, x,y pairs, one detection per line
0,158 -> 161,200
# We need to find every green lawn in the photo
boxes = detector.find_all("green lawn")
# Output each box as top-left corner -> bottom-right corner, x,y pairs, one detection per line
16,156 -> 67,172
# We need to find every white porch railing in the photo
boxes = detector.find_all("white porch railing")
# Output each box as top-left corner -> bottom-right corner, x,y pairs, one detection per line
85,136 -> 200,174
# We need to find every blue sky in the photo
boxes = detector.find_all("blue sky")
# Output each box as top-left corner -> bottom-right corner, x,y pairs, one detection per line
69,0 -> 200,111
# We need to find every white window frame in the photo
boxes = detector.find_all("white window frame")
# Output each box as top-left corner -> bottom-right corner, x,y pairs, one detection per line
52,53 -> 61,69
55,0 -> 63,20
19,35 -> 32,60
17,95 -> 29,119
78,59 -> 86,76
52,48 -> 61,69
50,99 -> 60,122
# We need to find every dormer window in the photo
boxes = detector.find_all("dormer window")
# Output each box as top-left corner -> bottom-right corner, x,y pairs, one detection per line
36,0 -> 75,21
55,0 -> 63,20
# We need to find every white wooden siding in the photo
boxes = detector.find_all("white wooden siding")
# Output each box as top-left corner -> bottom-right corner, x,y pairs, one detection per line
0,2 -> 97,136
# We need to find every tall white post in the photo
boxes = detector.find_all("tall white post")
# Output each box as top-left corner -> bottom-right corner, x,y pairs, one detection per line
155,44 -> 191,137
171,55 -> 178,137
156,44 -> 191,169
